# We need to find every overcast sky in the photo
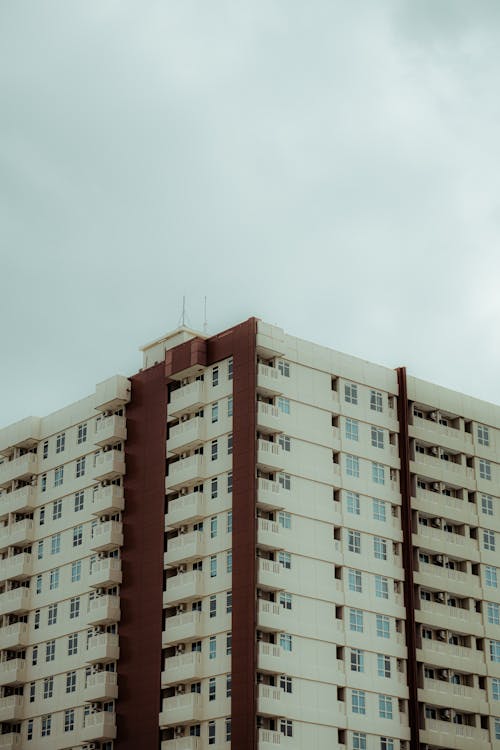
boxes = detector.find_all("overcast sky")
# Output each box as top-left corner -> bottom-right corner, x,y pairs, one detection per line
1,1 -> 500,427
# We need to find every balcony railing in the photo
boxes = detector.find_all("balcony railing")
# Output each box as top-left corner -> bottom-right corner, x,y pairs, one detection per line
166,456 -> 205,492
164,532 -> 206,567
257,364 -> 284,397
169,382 -> 205,418
257,559 -> 285,591
94,415 -> 127,447
163,571 -> 205,606
0,658 -> 26,686
81,711 -> 117,741
0,454 -> 38,488
90,521 -> 123,552
0,622 -> 29,650
168,418 -> 206,454
166,492 -> 207,529
0,695 -> 23,723
92,451 -> 125,481
256,402 -> 282,434
257,518 -> 282,550
91,485 -> 124,516
0,519 -> 35,551
257,440 -> 285,472
0,486 -> 36,517
89,558 -> 123,588
257,478 -> 284,511
87,595 -> 121,625
159,693 -> 202,726
163,611 -> 203,646
85,633 -> 120,664
84,671 -> 118,701
161,652 -> 203,686
0,554 -> 32,583
0,588 -> 30,616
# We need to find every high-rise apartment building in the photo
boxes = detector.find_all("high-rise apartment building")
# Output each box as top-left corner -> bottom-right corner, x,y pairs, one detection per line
1,317 -> 500,750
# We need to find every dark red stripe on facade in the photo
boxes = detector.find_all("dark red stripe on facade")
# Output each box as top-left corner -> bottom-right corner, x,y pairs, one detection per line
164,318 -> 258,750
396,367 -> 420,750
117,363 -> 167,749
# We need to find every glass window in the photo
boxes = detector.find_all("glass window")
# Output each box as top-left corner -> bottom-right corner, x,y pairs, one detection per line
210,555 -> 217,578
278,551 -> 292,569
345,383 -> 358,405
346,455 -> 359,478
345,418 -> 359,441
56,433 -> 65,453
277,397 -> 290,414
278,434 -> 291,452
348,530 -> 361,554
208,720 -> 216,745
212,403 -> 219,423
209,636 -> 216,659
370,390 -> 383,412
74,490 -> 84,512
52,499 -> 63,520
71,560 -> 81,583
379,694 -> 393,719
51,534 -> 61,555
68,633 -> 78,656
73,525 -> 83,547
376,614 -> 390,638
49,569 -> 59,590
54,466 -> 64,487
349,608 -> 363,632
375,575 -> 389,599
346,491 -> 360,515
228,358 -> 233,380
488,602 -> 500,625
278,472 -> 291,490
211,440 -> 218,461
377,654 -> 391,678
280,719 -> 293,737
210,516 -> 217,539
491,640 -> 500,662
43,676 -> 54,699
380,738 -> 394,750
279,592 -> 292,610
45,640 -> 55,662
226,551 -> 232,573
478,424 -> 489,446
228,396 -> 233,417
351,689 -> 366,714
211,477 -> 218,499
226,591 -> 232,614
374,537 -> 387,560
371,426 -> 384,448
348,569 -> 362,593
64,708 -> 75,732
76,457 -> 86,477
47,604 -> 57,626
280,633 -> 292,651
372,462 -> 385,485
353,733 -> 367,750
212,367 -> 219,387
70,597 -> 80,619
492,678 -> 500,700
486,565 -> 498,588
77,423 -> 87,444
350,648 -> 364,672
480,459 -> 492,480
278,360 -> 290,377
484,530 -> 496,551
41,715 -> 52,737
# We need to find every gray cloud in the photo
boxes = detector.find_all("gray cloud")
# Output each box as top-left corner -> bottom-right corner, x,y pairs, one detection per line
2,1 -> 500,426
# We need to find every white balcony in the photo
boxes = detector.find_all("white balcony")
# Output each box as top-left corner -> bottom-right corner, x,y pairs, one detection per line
257,684 -> 283,716
0,454 -> 37,489
257,559 -> 285,591
81,711 -> 117,741
90,521 -> 123,552
0,519 -> 35,551
257,440 -> 285,472
0,695 -> 23,722
256,402 -> 283,435
258,729 -> 282,748
0,486 -> 36,517
164,572 -> 205,606
0,734 -> 22,749
91,485 -> 125,516
84,671 -> 118,701
257,364 -> 284,397
87,595 -> 121,625
95,415 -> 127,446
166,456 -> 205,492
257,599 -> 290,632
169,418 -> 206,454
417,640 -> 483,675
159,693 -> 202,726
414,526 -> 478,562
94,375 -> 130,412
421,719 -> 489,750
169,382 -> 205,418
89,558 -> 123,588
419,678 -> 488,713
257,478 -> 284,511
165,532 -> 206,567
163,611 -> 203,646
93,451 -> 125,481
0,623 -> 29,650
257,642 -> 282,673
166,492 -> 207,529
0,588 -> 30,616
0,554 -> 32,583
161,652 -> 203,686
162,738 -> 201,750
0,658 -> 26,686
257,518 -> 282,551
415,563 -> 481,598
416,599 -> 482,636
414,488 -> 478,526
85,633 -> 120,664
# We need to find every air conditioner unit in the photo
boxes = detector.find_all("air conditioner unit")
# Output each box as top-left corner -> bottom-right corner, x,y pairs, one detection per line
257,716 -> 264,728
439,669 -> 449,679
434,555 -> 443,564
430,411 -> 438,421
436,592 -> 445,602
176,604 -> 186,614
176,644 -> 185,653
437,630 -> 446,641
432,483 -> 440,491
91,703 -> 101,711
180,488 -> 187,496
179,526 -> 188,534
178,564 -> 186,573
431,446 -> 439,456
176,684 -> 185,694
257,673 -> 264,683
175,726 -> 184,737
181,414 -> 189,422
432,518 -> 442,528
441,709 -> 451,720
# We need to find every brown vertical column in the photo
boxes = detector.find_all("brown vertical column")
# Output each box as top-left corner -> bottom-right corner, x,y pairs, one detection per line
116,363 -> 167,750
396,367 -> 420,750
165,318 -> 258,749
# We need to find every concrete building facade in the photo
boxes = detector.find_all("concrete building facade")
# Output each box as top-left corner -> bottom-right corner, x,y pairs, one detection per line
1,318 -> 500,749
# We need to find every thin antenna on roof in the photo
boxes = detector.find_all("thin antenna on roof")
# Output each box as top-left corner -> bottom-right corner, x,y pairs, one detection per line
203,296 -> 208,335
178,296 -> 189,328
